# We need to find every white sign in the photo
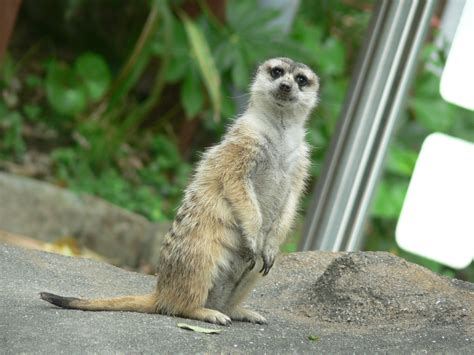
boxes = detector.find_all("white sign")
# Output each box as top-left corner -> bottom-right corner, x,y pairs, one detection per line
440,0 -> 474,111
396,133 -> 474,269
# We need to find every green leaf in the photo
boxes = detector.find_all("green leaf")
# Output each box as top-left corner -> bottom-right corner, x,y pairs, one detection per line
317,38 -> 346,76
214,42 -> 237,71
154,17 -> 189,83
409,97 -> 455,132
1,111 -> 25,155
291,19 -> 323,56
415,71 -> 440,98
181,68 -> 203,118
227,1 -> 281,36
0,101 -> 7,116
108,49 -> 151,108
232,51 -> 250,90
23,104 -> 42,120
26,74 -> 42,88
180,13 -> 221,121
165,58 -> 189,82
320,78 -> 348,132
75,52 -> 111,102
45,62 -> 87,116
157,19 -> 188,55
307,126 -> 326,147
386,146 -> 418,177
371,180 -> 408,219
0,54 -> 15,84
177,323 -> 222,334
220,89 -> 236,118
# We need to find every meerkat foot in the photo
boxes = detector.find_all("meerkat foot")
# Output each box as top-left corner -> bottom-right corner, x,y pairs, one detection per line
181,307 -> 232,326
229,307 -> 267,324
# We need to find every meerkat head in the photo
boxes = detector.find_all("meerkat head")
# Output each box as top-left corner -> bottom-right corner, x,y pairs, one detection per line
250,57 -> 319,116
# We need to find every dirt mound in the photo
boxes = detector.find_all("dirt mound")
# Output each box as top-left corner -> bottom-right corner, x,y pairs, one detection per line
305,252 -> 472,325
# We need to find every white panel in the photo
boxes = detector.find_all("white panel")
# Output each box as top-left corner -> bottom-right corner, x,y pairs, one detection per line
440,1 -> 474,110
396,133 -> 474,269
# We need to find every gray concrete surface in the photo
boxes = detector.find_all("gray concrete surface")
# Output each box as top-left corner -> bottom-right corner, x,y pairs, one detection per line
1,244 -> 473,354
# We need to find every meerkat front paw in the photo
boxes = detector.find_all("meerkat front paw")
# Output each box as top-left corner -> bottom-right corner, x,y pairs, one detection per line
244,248 -> 257,270
260,245 -> 277,276
241,238 -> 258,270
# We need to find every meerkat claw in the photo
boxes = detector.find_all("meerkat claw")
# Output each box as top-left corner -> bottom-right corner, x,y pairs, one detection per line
244,248 -> 257,270
264,262 -> 274,276
248,257 -> 256,270
260,256 -> 274,276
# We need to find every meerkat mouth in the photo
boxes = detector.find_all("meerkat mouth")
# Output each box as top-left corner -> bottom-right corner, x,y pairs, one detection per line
273,92 -> 297,104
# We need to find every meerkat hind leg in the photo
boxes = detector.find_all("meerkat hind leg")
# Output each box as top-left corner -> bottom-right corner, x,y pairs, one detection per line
180,307 -> 232,326
226,268 -> 267,324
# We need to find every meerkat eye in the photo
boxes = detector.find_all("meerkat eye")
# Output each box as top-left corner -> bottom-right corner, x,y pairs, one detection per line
296,74 -> 309,87
270,67 -> 284,79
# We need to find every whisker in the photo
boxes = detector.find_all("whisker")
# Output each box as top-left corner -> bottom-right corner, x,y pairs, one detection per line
227,92 -> 251,100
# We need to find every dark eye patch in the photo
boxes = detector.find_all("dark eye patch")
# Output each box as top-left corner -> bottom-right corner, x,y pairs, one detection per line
295,74 -> 309,87
270,67 -> 284,79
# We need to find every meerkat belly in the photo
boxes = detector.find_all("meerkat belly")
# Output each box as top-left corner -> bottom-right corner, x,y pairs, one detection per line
254,147 -> 300,231
205,153 -> 299,311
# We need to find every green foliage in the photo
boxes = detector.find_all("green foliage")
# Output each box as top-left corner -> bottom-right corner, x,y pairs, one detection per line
371,180 -> 408,219
0,56 -> 25,158
181,65 -> 204,118
75,53 -> 111,101
0,108 -> 25,157
212,1 -> 288,85
51,133 -> 190,221
0,0 -> 363,249
53,151 -> 165,222
180,12 -> 221,121
371,146 -> 416,219
45,61 -> 86,116
45,53 -> 110,116
385,146 -> 418,177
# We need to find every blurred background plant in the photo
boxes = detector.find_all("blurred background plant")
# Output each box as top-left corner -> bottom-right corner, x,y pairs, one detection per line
0,0 -> 472,280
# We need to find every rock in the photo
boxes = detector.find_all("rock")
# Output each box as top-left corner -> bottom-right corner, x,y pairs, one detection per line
0,244 -> 472,353
0,172 -> 169,268
305,252 -> 472,325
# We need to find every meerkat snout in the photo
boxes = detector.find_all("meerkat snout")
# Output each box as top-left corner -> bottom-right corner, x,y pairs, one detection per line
279,81 -> 292,92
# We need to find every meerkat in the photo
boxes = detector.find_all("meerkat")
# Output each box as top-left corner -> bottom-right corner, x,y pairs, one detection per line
40,57 -> 319,325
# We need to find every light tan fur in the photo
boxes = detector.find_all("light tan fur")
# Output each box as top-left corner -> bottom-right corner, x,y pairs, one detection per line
40,57 -> 319,325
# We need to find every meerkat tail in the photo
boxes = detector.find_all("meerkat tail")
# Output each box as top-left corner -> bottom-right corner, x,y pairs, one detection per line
39,292 -> 157,313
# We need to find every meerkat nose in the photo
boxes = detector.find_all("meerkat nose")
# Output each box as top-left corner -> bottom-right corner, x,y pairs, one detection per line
279,82 -> 292,92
